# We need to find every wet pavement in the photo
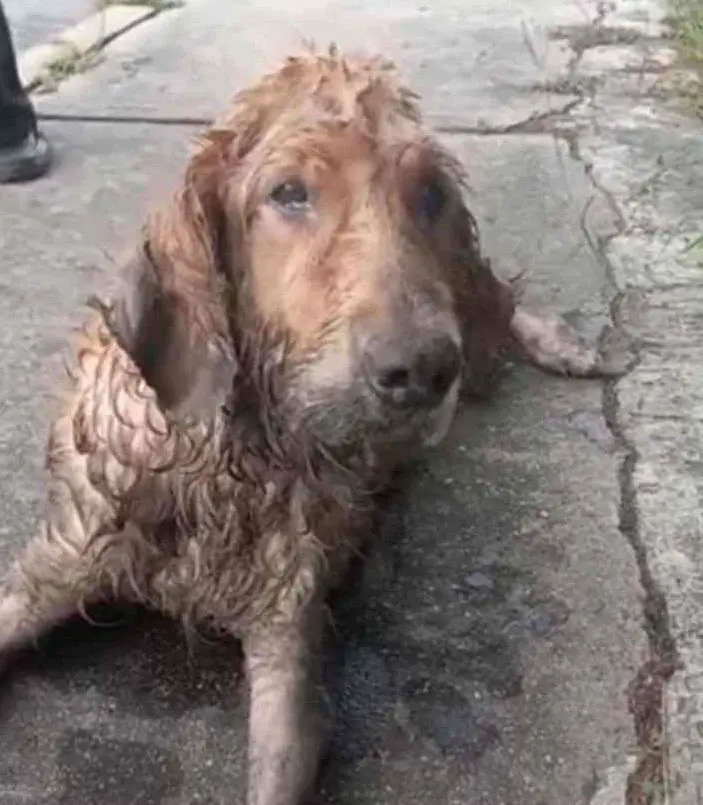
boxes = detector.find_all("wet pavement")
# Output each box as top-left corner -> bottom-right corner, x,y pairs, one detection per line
0,0 -> 702,802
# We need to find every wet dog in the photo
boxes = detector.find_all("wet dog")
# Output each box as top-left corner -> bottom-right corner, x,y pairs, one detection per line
0,47 -> 614,805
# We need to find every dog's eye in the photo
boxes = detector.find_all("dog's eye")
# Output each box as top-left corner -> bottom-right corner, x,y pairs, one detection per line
269,180 -> 311,214
419,180 -> 446,224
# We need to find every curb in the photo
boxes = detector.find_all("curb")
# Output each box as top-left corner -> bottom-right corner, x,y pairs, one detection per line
18,4 -> 173,93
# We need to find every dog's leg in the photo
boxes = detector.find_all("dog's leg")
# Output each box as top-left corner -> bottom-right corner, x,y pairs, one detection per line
0,533 -> 101,667
0,558 -> 73,661
0,515 -> 126,670
0,447 -> 127,668
243,613 -> 329,805
510,306 -> 624,378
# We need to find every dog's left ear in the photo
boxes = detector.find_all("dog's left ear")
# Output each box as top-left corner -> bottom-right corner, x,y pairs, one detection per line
448,202 -> 518,398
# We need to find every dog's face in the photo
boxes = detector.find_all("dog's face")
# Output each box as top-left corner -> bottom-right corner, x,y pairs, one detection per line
111,50 -> 515,452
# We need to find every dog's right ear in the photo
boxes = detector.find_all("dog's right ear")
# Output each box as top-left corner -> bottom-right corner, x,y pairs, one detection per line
110,238 -> 236,421
107,88 -> 278,419
107,133 -> 240,421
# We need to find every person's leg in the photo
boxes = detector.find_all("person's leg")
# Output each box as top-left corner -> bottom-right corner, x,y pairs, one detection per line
0,0 -> 52,183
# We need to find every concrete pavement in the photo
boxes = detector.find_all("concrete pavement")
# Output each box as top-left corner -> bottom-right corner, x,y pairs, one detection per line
4,0 -> 94,54
0,0 -> 701,802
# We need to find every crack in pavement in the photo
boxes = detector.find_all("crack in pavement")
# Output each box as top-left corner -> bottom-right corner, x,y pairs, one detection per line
36,112 -> 212,126
602,365 -> 680,805
555,1 -> 673,83
569,149 -> 681,803
553,6 -> 682,802
550,23 -> 671,56
37,98 -> 586,135
431,98 -> 585,135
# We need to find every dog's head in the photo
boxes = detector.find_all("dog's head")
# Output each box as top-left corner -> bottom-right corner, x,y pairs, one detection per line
110,48 -> 515,454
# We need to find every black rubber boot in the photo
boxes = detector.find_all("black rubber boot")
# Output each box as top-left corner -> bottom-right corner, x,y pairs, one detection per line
0,0 -> 53,184
0,129 -> 52,183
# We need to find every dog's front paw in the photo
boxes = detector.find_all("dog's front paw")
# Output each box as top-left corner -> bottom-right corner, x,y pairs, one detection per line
511,307 -> 632,379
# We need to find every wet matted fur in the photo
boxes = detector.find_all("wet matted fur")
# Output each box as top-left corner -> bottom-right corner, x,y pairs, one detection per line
0,46 -> 612,805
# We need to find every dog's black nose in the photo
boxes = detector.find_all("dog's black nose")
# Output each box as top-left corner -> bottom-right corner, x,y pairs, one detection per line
362,332 -> 461,409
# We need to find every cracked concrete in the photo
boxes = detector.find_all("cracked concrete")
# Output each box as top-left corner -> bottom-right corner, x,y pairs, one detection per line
552,1 -> 703,800
0,0 -> 701,802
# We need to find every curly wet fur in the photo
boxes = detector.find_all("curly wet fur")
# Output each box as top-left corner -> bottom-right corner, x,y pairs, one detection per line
0,46 -> 522,805
37,313 -> 363,635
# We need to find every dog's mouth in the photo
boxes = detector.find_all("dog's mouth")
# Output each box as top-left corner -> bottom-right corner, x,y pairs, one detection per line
266,322 -> 463,456
276,369 -> 461,457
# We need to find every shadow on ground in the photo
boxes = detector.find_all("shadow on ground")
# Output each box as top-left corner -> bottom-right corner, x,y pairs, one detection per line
0,366 -> 641,805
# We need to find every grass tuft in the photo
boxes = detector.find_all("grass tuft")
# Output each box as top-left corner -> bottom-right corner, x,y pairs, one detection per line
672,0 -> 703,62
34,45 -> 104,94
670,0 -> 703,263
663,0 -> 703,121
